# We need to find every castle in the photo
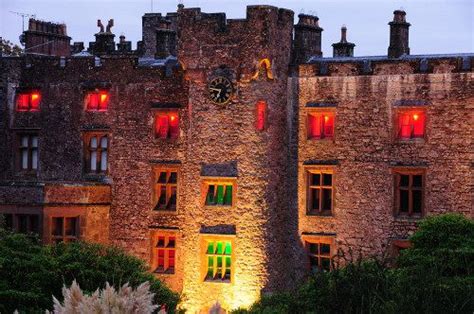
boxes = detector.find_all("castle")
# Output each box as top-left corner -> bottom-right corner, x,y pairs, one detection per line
0,4 -> 472,312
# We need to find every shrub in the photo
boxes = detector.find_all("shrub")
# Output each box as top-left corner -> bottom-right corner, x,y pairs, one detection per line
49,280 -> 158,314
0,230 -> 179,313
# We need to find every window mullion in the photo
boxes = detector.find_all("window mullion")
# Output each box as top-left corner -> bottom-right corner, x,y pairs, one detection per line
408,175 -> 413,215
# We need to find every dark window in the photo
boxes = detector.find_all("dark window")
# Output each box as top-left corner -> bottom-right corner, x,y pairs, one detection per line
306,240 -> 332,273
154,169 -> 178,211
51,217 -> 79,243
395,172 -> 424,217
2,213 -> 39,234
307,171 -> 333,215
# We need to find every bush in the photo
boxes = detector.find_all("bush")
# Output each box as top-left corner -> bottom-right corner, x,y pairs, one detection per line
0,230 -> 179,313
236,214 -> 474,314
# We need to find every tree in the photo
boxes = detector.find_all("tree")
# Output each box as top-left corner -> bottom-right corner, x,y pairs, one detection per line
0,38 -> 23,56
0,230 -> 179,313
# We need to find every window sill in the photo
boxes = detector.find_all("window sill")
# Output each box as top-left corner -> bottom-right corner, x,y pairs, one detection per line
394,214 -> 423,222
204,205 -> 234,210
204,278 -> 231,284
154,269 -> 175,275
152,209 -> 178,215
394,138 -> 425,144
306,211 -> 333,217
307,138 -> 335,142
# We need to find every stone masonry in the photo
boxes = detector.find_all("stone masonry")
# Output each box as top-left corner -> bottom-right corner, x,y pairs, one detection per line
0,4 -> 472,313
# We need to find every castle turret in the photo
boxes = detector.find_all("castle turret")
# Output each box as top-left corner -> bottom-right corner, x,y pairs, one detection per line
388,10 -> 410,58
332,25 -> 355,57
293,13 -> 323,63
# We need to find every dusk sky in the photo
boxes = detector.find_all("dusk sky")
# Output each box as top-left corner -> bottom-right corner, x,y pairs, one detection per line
1,0 -> 472,57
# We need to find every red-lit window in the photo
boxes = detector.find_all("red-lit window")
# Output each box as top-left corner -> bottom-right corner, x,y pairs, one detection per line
85,91 -> 109,111
256,101 -> 267,131
155,112 -> 179,139
153,233 -> 176,274
397,111 -> 425,139
308,112 -> 334,139
16,91 -> 41,112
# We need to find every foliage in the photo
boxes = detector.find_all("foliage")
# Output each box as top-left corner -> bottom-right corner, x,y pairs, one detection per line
234,213 -> 474,314
0,38 -> 23,56
0,230 -> 179,313
49,280 -> 158,314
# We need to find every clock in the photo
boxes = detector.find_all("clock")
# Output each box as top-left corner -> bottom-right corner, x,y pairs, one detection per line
208,76 -> 233,105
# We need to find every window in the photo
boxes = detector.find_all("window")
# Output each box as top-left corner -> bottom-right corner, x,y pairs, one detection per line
205,240 -> 232,282
85,91 -> 109,111
51,216 -> 79,243
153,168 -> 178,211
84,133 -> 108,174
18,134 -> 39,172
304,237 -> 333,272
155,112 -> 179,139
307,170 -> 333,216
1,213 -> 39,234
397,111 -> 425,139
16,91 -> 41,112
394,170 -> 424,217
308,112 -> 334,139
205,184 -> 233,206
256,101 -> 267,131
152,233 -> 176,274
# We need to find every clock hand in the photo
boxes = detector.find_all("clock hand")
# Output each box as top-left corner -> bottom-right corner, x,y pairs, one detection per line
209,88 -> 222,92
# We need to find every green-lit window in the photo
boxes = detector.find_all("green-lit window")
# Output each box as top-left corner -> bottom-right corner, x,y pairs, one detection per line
205,184 -> 233,206
205,240 -> 232,282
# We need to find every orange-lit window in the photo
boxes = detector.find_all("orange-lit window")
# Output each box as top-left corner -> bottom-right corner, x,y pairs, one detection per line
155,112 -> 179,139
152,233 -> 176,274
256,101 -> 267,131
394,170 -> 424,217
153,167 -> 178,211
307,170 -> 333,216
304,237 -> 333,273
16,91 -> 41,112
308,112 -> 334,139
83,133 -> 108,174
85,91 -> 109,111
397,111 -> 425,139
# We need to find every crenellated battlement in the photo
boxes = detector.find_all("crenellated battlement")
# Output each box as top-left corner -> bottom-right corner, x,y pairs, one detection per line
299,54 -> 474,77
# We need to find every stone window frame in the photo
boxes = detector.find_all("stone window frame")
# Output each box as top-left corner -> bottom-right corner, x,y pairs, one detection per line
15,131 -> 39,175
83,132 -> 109,175
150,229 -> 178,275
304,166 -> 335,217
392,168 -> 426,218
393,106 -> 427,142
200,234 -> 235,284
152,165 -> 180,213
301,234 -> 335,272
305,107 -> 336,141
201,177 -> 237,209
50,216 -> 80,243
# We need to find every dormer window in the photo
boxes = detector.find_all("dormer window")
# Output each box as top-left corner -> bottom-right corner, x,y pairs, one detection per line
155,112 -> 179,139
16,91 -> 41,112
85,91 -> 109,111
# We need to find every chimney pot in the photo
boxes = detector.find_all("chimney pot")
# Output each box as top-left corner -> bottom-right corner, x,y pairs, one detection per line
388,9 -> 411,58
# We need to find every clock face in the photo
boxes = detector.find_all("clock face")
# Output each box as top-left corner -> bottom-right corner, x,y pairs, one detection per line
208,76 -> 233,105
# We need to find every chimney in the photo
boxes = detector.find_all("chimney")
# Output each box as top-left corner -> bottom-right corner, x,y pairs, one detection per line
292,13 -> 323,64
91,19 -> 116,55
332,25 -> 355,57
388,10 -> 410,58
141,13 -> 177,58
23,18 -> 71,56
